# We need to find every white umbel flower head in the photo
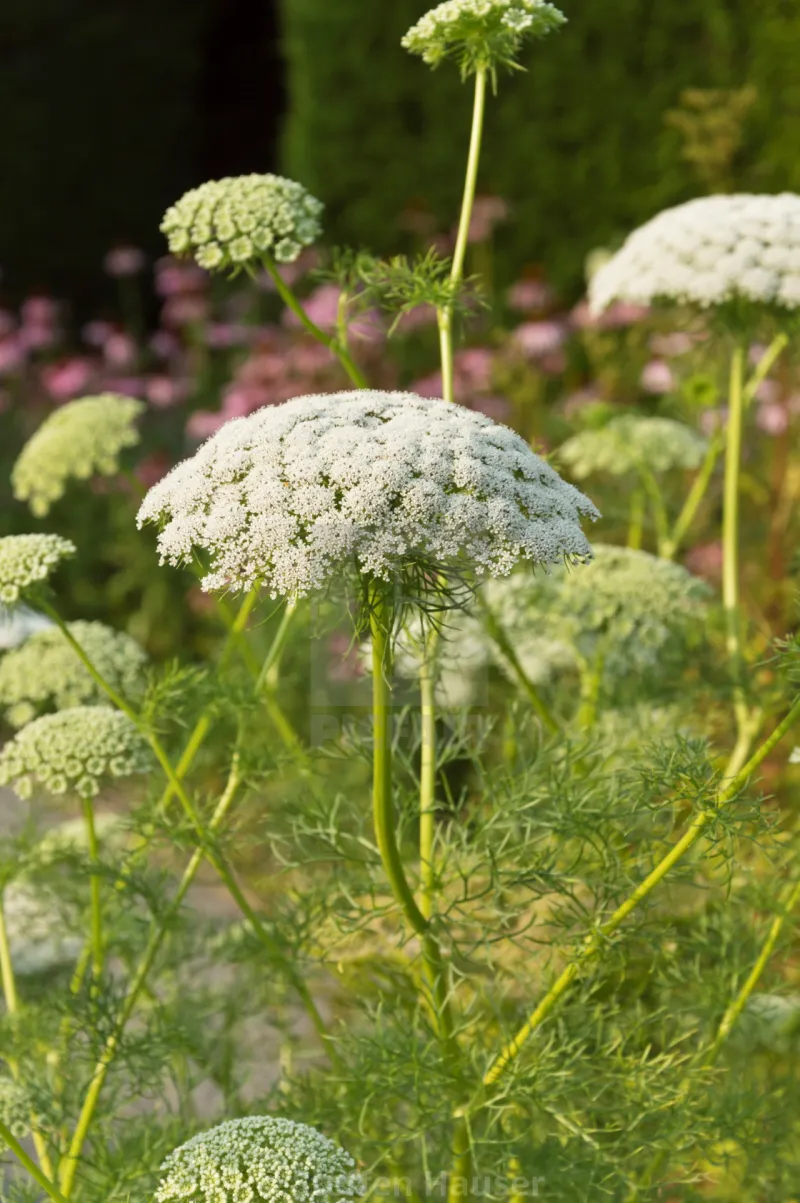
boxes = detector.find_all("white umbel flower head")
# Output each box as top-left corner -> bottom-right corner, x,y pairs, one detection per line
161,175 -> 324,271
154,1116 -> 363,1203
558,415 -> 708,480
402,0 -> 566,78
12,394 -> 144,517
589,193 -> 800,315
0,621 -> 148,728
136,390 -> 599,599
0,706 -> 151,800
0,535 -> 76,605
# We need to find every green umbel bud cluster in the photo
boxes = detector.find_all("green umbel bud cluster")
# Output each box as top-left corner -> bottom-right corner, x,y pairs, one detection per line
402,0 -> 567,80
558,415 -> 708,480
0,535 -> 75,605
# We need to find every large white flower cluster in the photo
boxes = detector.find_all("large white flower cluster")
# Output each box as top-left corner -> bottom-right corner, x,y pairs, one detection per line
154,1117 -> 362,1203
402,0 -> 566,74
0,706 -> 150,800
137,390 -> 599,599
161,175 -> 324,271
12,394 -> 144,517
589,194 -> 800,314
486,544 -> 709,676
0,535 -> 76,605
0,621 -> 148,728
558,415 -> 708,480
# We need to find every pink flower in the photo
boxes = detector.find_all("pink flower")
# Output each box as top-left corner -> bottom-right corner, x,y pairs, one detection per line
104,246 -> 146,277
394,304 -> 438,334
756,402 -> 789,436
103,331 -> 138,369
700,408 -> 726,436
506,279 -> 553,312
561,387 -> 602,418
237,351 -> 289,387
145,375 -> 190,408
102,376 -> 145,397
154,257 -> 208,297
134,451 -> 171,488
21,296 -> 58,326
0,337 -> 25,374
788,393 -> 800,416
749,343 -> 768,367
684,541 -> 723,581
640,360 -> 675,395
0,310 -> 16,338
221,385 -> 271,417
470,395 -> 512,422
82,320 -> 116,348
455,347 -> 494,390
255,248 -> 320,291
410,370 -> 443,398
649,332 -> 694,357
161,295 -> 209,327
288,342 -> 335,376
511,321 -> 566,358
149,330 -> 182,359
205,323 -> 254,349
464,195 -> 508,244
571,299 -> 650,329
283,283 -> 340,332
186,410 -> 227,440
539,350 -> 567,375
18,323 -> 58,351
753,378 -> 780,405
41,357 -> 93,400
327,631 -> 365,683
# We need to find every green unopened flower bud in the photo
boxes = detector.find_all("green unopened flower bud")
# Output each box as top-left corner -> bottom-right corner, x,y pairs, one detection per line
161,175 -> 324,272
402,0 -> 566,81
0,535 -> 75,606
558,415 -> 708,481
12,394 -> 144,517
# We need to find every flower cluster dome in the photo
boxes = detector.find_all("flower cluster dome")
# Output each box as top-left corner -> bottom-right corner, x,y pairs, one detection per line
0,621 -> 148,728
12,394 -> 144,517
154,1116 -> 362,1203
589,193 -> 800,314
0,706 -> 151,800
558,415 -> 708,480
161,175 -> 324,271
402,0 -> 566,75
0,535 -> 76,605
137,390 -> 598,599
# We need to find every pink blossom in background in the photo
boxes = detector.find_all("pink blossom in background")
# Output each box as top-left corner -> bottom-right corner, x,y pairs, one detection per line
753,378 -> 780,405
539,350 -> 568,375
205,323 -> 255,349
749,343 -> 768,367
161,295 -> 209,327
103,376 -> 145,398
104,246 -> 146,277
0,338 -> 25,374
186,410 -> 227,440
571,299 -> 650,329
237,351 -> 289,387
454,347 -> 494,391
327,631 -> 364,683
41,358 -> 93,400
82,320 -> 116,348
394,304 -> 438,333
145,375 -> 191,408
288,342 -> 334,376
0,310 -> 16,337
349,308 -> 385,344
700,407 -> 726,436
149,330 -> 182,359
788,394 -> 800,415
756,403 -> 789,436
154,257 -> 208,297
561,387 -> 602,419
649,331 -> 695,357
640,360 -> 675,395
18,323 -> 58,351
134,452 -> 172,489
684,540 -> 723,582
506,279 -> 553,312
511,320 -> 566,358
103,331 -> 138,369
255,248 -> 320,291
283,283 -> 340,332
21,296 -> 58,326
411,370 -> 443,398
465,195 -> 509,244
221,385 -> 272,417
470,395 -> 513,422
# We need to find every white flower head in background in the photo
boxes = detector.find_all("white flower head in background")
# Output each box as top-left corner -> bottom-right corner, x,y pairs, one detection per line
402,0 -> 567,81
789,747 -> 800,765
161,174 -> 324,271
0,621 -> 148,728
558,414 -> 708,481
12,394 -> 144,517
137,390 -> 599,601
154,1116 -> 363,1203
589,193 -> 800,315
0,604 -> 53,650
0,535 -> 76,606
0,706 -> 151,800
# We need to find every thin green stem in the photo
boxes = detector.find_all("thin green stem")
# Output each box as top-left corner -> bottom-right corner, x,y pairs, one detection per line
638,467 -> 671,556
722,343 -> 751,742
261,255 -> 368,388
661,434 -> 723,561
437,65 -> 487,404
626,486 -> 645,550
255,600 -> 298,693
81,797 -> 103,982
478,598 -> 559,733
481,690 -> 800,1089
419,634 -> 438,925
0,896 -> 19,1014
0,1120 -> 68,1203
742,332 -> 789,407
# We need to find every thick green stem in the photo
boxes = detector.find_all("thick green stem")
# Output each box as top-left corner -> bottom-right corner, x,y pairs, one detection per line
447,1118 -> 472,1203
0,1121 -> 68,1203
437,66 -> 487,404
481,690 -> 800,1088
81,797 -> 103,982
419,637 -> 438,925
722,343 -> 751,743
261,255 -> 368,389
661,434 -> 723,561
626,486 -> 645,550
639,468 -> 671,556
